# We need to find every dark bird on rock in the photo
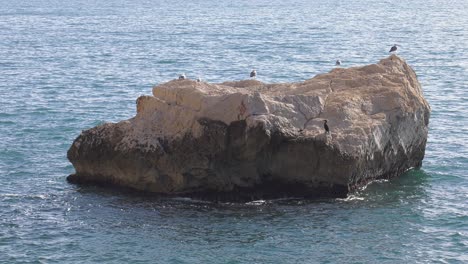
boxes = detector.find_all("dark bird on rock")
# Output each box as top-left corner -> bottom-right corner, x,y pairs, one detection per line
335,60 -> 341,66
389,44 -> 398,53
324,120 -> 329,134
250,69 -> 257,78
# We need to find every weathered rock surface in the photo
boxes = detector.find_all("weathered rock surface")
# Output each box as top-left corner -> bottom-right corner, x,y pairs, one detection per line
67,55 -> 430,200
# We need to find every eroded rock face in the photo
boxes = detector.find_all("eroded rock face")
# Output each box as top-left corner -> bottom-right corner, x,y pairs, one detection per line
67,55 -> 430,200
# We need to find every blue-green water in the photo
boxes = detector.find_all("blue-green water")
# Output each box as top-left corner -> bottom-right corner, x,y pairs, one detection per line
1,0 -> 467,263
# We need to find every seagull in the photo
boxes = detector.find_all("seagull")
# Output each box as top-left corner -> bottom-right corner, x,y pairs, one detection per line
323,120 -> 329,134
179,73 -> 186,80
335,60 -> 341,66
196,77 -> 202,82
389,44 -> 398,53
250,69 -> 257,78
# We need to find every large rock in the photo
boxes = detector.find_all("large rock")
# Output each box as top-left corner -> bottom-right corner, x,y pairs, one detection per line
67,55 -> 430,200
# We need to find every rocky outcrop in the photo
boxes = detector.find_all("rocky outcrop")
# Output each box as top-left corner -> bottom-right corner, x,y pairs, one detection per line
67,55 -> 430,201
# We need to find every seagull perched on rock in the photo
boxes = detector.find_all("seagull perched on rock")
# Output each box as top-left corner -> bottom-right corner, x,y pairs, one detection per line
389,44 -> 399,53
335,60 -> 341,66
250,69 -> 257,78
178,73 -> 186,80
196,77 -> 202,82
323,120 -> 330,134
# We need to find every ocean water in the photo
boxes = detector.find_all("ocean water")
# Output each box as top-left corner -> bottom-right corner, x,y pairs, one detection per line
1,0 -> 467,263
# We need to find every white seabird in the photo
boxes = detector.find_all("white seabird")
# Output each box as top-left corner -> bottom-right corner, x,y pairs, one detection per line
250,69 -> 257,78
179,73 -> 186,80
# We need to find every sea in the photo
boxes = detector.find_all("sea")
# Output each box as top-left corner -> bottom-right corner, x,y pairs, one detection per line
0,0 -> 467,263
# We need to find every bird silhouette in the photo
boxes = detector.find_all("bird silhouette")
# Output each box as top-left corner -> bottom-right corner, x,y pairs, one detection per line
389,44 -> 398,53
324,120 -> 330,134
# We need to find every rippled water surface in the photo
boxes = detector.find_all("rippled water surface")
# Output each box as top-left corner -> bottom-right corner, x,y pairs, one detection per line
1,0 -> 467,263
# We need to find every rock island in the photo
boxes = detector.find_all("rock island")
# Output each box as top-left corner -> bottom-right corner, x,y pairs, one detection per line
67,55 -> 430,200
